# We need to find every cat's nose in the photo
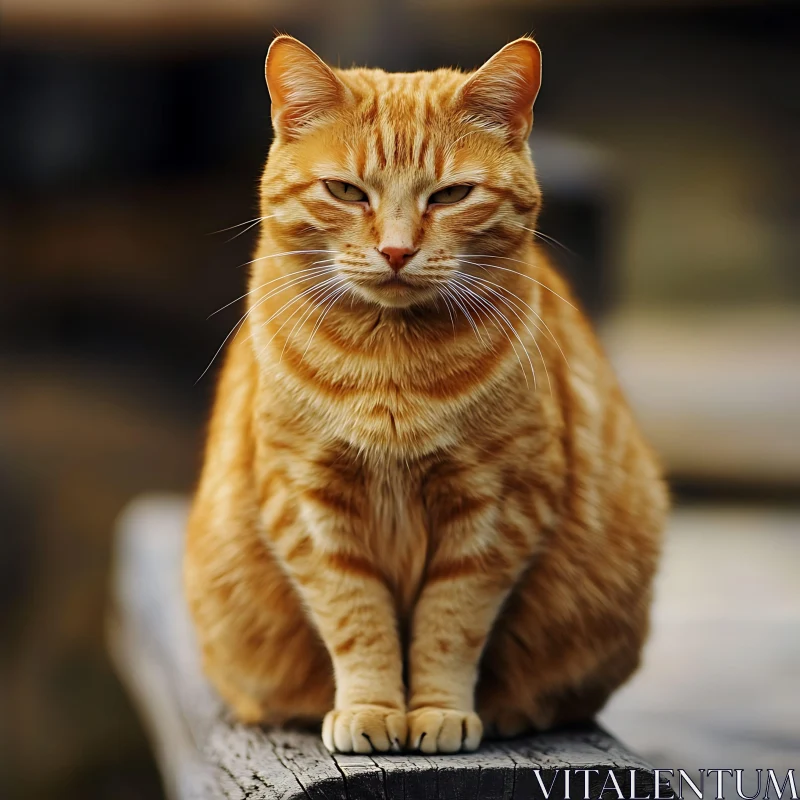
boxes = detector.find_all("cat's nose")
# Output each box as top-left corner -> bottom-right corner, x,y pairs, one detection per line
378,245 -> 417,273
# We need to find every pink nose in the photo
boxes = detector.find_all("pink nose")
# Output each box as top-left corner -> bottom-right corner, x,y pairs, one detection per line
378,245 -> 417,273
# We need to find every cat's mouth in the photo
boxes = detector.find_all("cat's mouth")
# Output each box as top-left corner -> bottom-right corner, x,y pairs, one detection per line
346,271 -> 439,308
380,273 -> 413,287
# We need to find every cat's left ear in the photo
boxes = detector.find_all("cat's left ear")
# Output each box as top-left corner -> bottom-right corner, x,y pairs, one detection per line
460,38 -> 542,143
265,35 -> 350,140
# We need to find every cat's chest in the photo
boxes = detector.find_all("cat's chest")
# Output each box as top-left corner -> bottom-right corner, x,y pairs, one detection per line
362,470 -> 429,620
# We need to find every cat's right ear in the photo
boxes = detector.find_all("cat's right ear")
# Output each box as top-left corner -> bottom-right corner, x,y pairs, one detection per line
265,36 -> 349,141
460,38 -> 542,144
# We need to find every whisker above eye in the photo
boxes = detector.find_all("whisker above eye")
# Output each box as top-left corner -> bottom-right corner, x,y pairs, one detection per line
445,129 -> 481,155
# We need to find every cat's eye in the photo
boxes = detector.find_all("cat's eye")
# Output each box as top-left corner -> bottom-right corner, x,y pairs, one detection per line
324,180 -> 368,203
428,185 -> 473,206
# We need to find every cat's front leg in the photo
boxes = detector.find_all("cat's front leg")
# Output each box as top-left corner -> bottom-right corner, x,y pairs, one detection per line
269,496 -> 406,753
407,518 -> 529,753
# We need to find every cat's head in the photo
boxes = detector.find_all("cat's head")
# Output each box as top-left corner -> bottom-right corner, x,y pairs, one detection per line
261,36 -> 542,309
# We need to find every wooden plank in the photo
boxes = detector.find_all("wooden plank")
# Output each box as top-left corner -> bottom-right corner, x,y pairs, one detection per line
333,753 -> 388,800
369,752 -> 439,800
209,724 -> 312,800
108,495 -> 657,800
268,729 -> 347,800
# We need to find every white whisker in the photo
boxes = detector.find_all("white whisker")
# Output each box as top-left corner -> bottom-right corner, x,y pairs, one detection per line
439,286 -> 461,340
458,272 -> 553,392
208,216 -> 264,235
446,129 -> 481,152
224,215 -> 277,243
458,270 -> 570,371
230,267 -> 340,351
301,283 -> 350,360
236,249 -> 338,271
257,295 -> 314,362
455,255 -> 578,311
254,276 -> 345,364
197,260 -> 339,383
244,272 -> 342,345
279,278 -> 346,362
511,223 -> 578,258
446,284 -> 485,345
438,290 -> 457,338
207,260 -> 337,318
453,276 -> 533,389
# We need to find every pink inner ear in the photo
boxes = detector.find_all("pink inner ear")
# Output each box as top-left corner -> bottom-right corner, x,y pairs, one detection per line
462,39 -> 542,136
265,37 -> 345,135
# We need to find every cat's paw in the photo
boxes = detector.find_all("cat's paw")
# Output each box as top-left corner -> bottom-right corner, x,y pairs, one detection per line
322,705 -> 407,753
407,707 -> 483,753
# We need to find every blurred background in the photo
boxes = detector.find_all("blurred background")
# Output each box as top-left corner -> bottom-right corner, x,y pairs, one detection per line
1,1 -> 798,798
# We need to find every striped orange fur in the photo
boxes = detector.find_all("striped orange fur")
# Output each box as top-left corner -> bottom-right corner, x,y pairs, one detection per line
184,35 -> 668,755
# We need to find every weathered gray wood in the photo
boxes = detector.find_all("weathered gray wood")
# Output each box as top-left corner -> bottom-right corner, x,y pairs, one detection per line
108,495 -> 657,800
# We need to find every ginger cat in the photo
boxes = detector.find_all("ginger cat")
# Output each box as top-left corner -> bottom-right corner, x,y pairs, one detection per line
184,35 -> 668,755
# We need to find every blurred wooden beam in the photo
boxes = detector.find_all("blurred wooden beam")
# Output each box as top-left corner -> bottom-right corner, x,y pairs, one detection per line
2,0 -> 323,44
3,0 -> 780,42
602,310 -> 800,486
413,0 -> 778,8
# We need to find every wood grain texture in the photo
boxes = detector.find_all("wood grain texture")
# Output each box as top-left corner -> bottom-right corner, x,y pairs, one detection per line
108,495 -> 656,800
